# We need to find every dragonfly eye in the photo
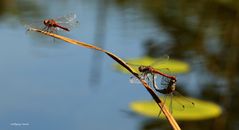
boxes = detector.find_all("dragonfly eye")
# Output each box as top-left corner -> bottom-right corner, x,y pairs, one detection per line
138,66 -> 144,72
43,20 -> 48,25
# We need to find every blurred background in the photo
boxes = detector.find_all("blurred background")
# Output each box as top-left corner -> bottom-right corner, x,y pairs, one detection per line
0,0 -> 239,129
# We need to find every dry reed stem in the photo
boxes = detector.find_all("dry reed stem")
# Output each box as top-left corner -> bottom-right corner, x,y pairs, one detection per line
28,27 -> 181,130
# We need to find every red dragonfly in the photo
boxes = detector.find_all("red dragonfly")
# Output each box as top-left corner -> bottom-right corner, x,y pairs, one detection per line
43,19 -> 70,32
129,59 -> 194,114
135,65 -> 176,92
26,13 -> 79,33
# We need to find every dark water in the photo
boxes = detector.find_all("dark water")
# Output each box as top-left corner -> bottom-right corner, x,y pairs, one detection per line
0,0 -> 238,130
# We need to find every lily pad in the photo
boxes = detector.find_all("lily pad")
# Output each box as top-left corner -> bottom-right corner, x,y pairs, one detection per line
130,97 -> 222,121
114,56 -> 190,74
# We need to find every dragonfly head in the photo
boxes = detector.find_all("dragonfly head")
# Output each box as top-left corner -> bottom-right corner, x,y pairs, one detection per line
43,20 -> 49,26
172,82 -> 176,90
172,76 -> 177,82
138,66 -> 145,72
170,78 -> 177,91
43,19 -> 54,26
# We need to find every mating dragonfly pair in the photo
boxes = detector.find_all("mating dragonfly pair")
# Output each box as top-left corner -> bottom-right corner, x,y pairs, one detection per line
128,57 -> 195,114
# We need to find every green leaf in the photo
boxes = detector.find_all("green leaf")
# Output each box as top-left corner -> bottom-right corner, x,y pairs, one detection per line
130,97 -> 222,121
114,56 -> 190,74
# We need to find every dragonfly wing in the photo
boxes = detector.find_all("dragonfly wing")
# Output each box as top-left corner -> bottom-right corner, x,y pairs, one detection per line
143,73 -> 171,92
144,73 -> 156,88
130,73 -> 152,85
161,75 -> 170,85
55,13 -> 77,23
55,13 -> 79,29
152,74 -> 170,89
173,91 -> 195,108
129,76 -> 142,84
150,55 -> 170,67
157,68 -> 172,75
25,20 -> 46,31
126,62 -> 141,67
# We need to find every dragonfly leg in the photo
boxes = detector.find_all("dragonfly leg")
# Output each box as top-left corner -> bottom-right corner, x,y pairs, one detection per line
169,93 -> 173,114
50,27 -> 55,33
174,91 -> 195,106
45,26 -> 50,32
158,95 -> 168,118
42,26 -> 47,31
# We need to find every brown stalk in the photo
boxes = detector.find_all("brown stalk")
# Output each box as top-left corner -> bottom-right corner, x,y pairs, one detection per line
27,27 -> 181,130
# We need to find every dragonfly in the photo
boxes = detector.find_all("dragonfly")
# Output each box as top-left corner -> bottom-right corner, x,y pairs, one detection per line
26,13 -> 79,33
129,59 -> 194,114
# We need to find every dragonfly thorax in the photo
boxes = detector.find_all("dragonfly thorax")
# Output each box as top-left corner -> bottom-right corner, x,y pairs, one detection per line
138,66 -> 153,73
43,19 -> 56,27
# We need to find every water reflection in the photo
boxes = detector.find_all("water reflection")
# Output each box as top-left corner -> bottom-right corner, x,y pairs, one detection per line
0,0 -> 44,22
89,0 -> 108,86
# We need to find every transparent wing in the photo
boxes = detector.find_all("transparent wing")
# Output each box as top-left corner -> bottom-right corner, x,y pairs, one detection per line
126,55 -> 170,71
160,67 -> 171,74
141,72 -> 171,93
144,73 -> 157,89
25,13 -> 79,32
150,55 -> 170,67
129,76 -> 141,84
126,62 -> 141,67
157,91 -> 195,114
131,73 -> 158,90
55,13 -> 79,29
126,62 -> 142,73
129,73 -> 147,84
160,76 -> 171,87
25,20 -> 45,30
155,68 -> 174,84
147,74 -> 163,92
157,95 -> 167,118
170,92 -> 195,112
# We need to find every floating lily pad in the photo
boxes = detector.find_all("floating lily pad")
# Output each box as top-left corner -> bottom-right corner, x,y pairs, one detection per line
114,56 -> 190,74
130,97 -> 222,121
